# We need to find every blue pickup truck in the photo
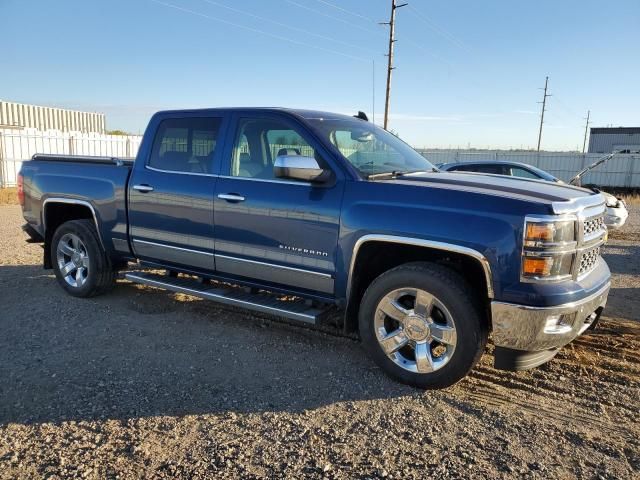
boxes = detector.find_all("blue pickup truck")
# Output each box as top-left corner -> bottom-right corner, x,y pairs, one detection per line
18,108 -> 611,388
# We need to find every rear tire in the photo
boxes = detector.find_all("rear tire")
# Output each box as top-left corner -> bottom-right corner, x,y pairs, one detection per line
51,219 -> 115,297
359,262 -> 487,389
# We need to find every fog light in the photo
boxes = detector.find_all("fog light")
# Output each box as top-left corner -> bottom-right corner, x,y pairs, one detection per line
522,254 -> 574,280
544,314 -> 573,334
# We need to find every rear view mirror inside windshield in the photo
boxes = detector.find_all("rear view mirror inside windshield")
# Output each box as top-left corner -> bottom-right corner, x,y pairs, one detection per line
351,130 -> 374,142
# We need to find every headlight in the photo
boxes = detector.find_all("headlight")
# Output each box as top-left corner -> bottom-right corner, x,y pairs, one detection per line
522,217 -> 577,281
524,220 -> 575,247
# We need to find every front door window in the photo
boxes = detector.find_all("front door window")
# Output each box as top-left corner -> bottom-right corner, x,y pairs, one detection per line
230,118 -> 317,180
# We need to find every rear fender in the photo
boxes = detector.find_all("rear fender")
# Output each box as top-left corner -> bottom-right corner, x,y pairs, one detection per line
42,198 -> 104,268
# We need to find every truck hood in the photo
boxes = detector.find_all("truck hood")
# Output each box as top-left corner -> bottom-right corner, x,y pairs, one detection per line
382,171 -> 598,213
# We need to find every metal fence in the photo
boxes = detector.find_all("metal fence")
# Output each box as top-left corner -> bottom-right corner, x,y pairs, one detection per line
2,129 -> 639,188
418,150 -> 640,188
0,129 -> 142,187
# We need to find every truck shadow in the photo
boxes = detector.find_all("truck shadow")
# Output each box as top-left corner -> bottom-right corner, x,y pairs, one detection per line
601,242 -> 640,276
601,242 -> 640,321
1,259 -> 637,426
602,286 -> 640,322
0,265 -> 415,426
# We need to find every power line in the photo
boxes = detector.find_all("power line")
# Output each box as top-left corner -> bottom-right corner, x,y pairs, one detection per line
148,0 -> 370,62
302,0 -> 460,65
537,76 -> 552,152
552,94 -> 582,120
304,0 -> 460,65
311,0 -> 376,23
198,0 -> 376,53
290,0 -> 475,112
403,37 -> 455,68
284,0 -> 383,36
407,5 -> 471,54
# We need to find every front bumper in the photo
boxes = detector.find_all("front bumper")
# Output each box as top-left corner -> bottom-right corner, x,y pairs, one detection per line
491,281 -> 610,369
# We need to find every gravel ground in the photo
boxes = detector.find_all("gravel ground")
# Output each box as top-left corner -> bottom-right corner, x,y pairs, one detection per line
0,204 -> 639,479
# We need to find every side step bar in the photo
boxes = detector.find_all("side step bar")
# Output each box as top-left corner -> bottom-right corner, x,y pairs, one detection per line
125,272 -> 327,324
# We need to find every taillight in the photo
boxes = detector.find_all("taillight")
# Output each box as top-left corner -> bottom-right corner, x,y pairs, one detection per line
17,174 -> 25,206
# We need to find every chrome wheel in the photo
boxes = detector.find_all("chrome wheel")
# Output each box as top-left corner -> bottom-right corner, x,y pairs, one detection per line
374,288 -> 457,374
56,233 -> 90,288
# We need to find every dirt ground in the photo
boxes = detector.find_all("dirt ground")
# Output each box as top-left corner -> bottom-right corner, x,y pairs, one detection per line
0,204 -> 638,479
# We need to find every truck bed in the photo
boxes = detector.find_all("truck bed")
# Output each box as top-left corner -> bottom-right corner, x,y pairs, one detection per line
20,154 -> 134,257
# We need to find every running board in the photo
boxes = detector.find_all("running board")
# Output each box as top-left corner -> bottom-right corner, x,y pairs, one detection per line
125,272 -> 327,324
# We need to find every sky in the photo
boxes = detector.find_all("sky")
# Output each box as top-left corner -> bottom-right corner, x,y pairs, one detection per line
2,0 -> 639,151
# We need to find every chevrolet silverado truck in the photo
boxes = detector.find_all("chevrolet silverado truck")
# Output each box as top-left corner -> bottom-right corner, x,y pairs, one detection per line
18,108 -> 611,389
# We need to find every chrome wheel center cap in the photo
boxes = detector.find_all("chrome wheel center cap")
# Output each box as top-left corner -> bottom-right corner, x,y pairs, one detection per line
404,315 -> 430,342
72,253 -> 82,267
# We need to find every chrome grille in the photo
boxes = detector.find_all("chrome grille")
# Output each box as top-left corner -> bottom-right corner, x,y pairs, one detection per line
578,246 -> 600,277
583,215 -> 605,238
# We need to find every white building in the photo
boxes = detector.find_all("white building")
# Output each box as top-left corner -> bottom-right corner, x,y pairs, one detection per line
0,100 -> 106,134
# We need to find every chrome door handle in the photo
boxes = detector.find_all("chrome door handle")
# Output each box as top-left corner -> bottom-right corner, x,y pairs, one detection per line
133,184 -> 154,192
218,193 -> 245,202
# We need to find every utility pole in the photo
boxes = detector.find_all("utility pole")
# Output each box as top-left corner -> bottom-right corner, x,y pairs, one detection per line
582,110 -> 591,154
536,76 -> 551,152
381,0 -> 407,130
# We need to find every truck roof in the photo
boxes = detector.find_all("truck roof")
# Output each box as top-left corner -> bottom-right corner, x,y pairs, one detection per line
152,107 -> 360,121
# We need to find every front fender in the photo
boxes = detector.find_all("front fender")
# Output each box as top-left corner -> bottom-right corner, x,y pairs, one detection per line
336,181 -> 548,302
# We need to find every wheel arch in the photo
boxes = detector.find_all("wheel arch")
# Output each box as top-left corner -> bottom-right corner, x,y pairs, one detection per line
42,198 -> 104,268
344,235 -> 494,333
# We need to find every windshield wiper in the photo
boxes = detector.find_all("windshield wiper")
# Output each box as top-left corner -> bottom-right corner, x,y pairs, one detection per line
366,169 -> 435,180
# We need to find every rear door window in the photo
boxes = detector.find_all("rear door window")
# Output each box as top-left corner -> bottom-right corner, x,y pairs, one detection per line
451,164 -> 505,174
149,117 -> 222,174
510,166 -> 542,179
474,165 -> 505,175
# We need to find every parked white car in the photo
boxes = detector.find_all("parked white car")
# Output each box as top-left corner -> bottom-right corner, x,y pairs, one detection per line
569,152 -> 629,230
599,190 -> 628,229
439,155 -> 629,230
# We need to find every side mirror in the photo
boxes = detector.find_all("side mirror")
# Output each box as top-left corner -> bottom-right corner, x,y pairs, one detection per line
274,155 -> 329,182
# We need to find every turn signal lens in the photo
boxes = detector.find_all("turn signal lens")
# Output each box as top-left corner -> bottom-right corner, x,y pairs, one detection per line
523,257 -> 553,276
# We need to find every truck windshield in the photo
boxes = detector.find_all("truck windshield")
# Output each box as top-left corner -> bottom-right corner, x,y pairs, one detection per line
307,118 -> 436,178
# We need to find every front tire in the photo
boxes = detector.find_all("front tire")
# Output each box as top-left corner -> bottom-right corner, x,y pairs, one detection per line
359,262 -> 487,389
51,219 -> 115,297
